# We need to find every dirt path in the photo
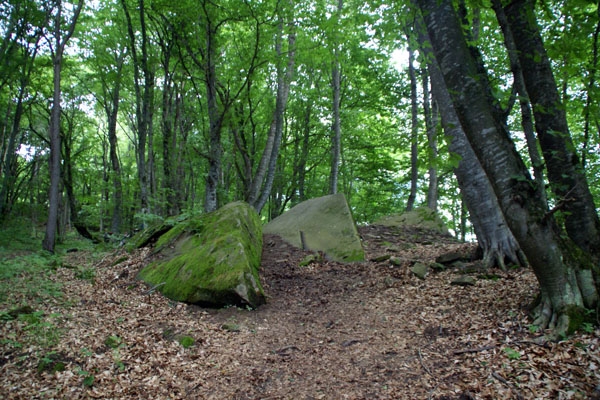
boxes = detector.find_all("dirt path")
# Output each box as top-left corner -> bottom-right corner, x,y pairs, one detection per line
1,226 -> 599,399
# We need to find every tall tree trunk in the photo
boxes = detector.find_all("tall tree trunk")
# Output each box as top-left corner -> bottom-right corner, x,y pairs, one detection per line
418,0 -> 597,335
298,100 -> 311,204
140,0 -> 154,214
422,69 -> 438,211
0,81 -> 26,219
582,2 -> 600,169
105,53 -> 124,233
42,0 -> 83,253
121,0 -> 153,215
203,5 -> 223,213
62,111 -> 95,242
249,3 -> 296,213
329,0 -> 343,195
504,0 -> 600,261
159,33 -> 177,216
406,40 -> 418,212
492,0 -> 546,203
44,49 -> 62,253
422,26 -> 524,269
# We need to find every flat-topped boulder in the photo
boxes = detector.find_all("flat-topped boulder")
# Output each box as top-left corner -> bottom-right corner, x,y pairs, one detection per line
264,193 -> 364,263
373,207 -> 450,235
137,201 -> 265,308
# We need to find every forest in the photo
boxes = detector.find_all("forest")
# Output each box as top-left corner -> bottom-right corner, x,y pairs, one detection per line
1,0 -> 600,397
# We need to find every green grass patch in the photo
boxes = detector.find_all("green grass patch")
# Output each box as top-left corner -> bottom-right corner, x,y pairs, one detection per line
0,219 -> 109,353
0,252 -> 63,304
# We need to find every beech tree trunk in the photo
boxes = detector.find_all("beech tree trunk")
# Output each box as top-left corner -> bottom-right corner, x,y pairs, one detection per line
249,2 -> 296,213
42,0 -> 83,253
0,80 -> 26,219
422,70 -> 439,212
405,40 -> 418,212
121,0 -> 153,214
415,11 -> 524,269
492,0 -> 546,203
329,0 -> 343,195
202,2 -> 223,213
417,0 -> 597,335
96,46 -> 125,233
504,0 -> 600,261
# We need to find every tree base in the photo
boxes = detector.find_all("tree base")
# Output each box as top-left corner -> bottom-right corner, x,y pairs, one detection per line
530,292 -> 595,339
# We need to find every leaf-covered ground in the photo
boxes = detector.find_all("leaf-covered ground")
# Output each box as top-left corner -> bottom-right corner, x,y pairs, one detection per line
1,225 -> 600,399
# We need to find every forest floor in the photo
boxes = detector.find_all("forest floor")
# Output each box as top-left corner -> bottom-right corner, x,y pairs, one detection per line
1,224 -> 600,399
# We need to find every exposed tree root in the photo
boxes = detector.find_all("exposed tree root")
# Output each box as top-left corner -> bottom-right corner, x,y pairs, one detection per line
529,291 -> 594,340
480,235 -> 527,271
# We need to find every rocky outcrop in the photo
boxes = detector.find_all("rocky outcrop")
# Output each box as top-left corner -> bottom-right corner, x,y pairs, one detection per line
374,207 -> 450,235
263,193 -> 365,263
137,201 -> 265,308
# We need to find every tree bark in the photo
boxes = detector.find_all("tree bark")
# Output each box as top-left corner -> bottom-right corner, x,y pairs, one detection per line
423,27 -> 524,269
157,21 -> 179,216
249,3 -> 296,213
203,2 -> 223,213
418,0 -> 597,335
422,69 -> 439,212
121,0 -> 153,215
406,39 -> 418,212
504,0 -> 600,261
0,79 -> 27,219
581,3 -> 600,169
104,52 -> 124,233
329,0 -> 343,195
42,0 -> 83,253
492,0 -> 546,203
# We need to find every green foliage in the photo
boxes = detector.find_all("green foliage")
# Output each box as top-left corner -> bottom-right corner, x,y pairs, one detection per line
564,305 -> 596,335
503,347 -> 522,360
37,351 -> 67,374
75,266 -> 96,282
104,334 -> 124,349
177,335 -> 195,348
0,0 -> 598,272
0,251 -> 63,304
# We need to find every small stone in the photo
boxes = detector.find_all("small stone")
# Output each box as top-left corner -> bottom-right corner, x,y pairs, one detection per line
389,256 -> 405,266
451,275 -> 476,286
436,251 -> 466,264
371,254 -> 391,262
429,262 -> 446,271
411,262 -> 429,280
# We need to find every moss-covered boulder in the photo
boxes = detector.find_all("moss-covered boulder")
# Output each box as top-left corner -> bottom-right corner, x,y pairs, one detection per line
263,193 -> 364,263
137,201 -> 265,308
374,207 -> 450,235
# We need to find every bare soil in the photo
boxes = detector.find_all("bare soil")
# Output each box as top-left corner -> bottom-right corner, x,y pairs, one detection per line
1,225 -> 600,399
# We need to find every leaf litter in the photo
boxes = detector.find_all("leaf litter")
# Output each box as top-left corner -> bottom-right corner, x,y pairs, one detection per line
1,225 -> 599,399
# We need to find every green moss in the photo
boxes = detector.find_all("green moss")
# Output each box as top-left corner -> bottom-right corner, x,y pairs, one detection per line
564,305 -> 594,335
138,202 -> 265,307
177,335 -> 195,348
104,335 -> 123,349
343,248 -> 366,262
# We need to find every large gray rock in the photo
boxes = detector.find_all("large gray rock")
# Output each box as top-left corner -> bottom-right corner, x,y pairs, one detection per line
264,193 -> 365,263
374,207 -> 449,235
137,201 -> 265,308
